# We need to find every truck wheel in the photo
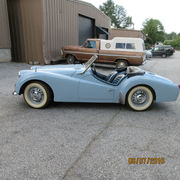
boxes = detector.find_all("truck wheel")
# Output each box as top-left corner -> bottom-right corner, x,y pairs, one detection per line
116,60 -> 128,68
67,55 -> 76,64
161,54 -> 167,58
24,82 -> 52,109
127,86 -> 153,111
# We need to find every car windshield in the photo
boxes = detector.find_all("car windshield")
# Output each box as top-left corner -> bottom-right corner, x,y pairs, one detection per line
84,55 -> 97,68
81,55 -> 97,74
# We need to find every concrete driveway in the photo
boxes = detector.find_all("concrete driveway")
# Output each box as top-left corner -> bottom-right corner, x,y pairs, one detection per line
0,52 -> 180,180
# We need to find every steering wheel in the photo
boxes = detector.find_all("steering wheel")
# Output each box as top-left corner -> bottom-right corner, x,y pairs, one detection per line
91,63 -> 96,74
115,67 -> 127,73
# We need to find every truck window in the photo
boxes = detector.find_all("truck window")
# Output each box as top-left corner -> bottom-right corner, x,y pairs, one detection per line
154,47 -> 159,51
116,43 -> 125,49
83,41 -> 96,48
126,43 -> 135,49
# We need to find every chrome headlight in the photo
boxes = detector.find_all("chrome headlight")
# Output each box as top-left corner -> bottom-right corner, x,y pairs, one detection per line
18,71 -> 21,78
60,49 -> 63,56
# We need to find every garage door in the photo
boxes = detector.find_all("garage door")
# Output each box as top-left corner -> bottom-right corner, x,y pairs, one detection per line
79,15 -> 94,45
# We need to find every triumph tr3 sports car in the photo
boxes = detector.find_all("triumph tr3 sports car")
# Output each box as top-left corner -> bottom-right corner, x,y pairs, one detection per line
13,55 -> 180,111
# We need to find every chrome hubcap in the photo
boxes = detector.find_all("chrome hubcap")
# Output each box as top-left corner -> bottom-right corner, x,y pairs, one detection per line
28,87 -> 44,103
117,62 -> 126,68
69,58 -> 73,63
68,57 -> 74,64
131,90 -> 147,104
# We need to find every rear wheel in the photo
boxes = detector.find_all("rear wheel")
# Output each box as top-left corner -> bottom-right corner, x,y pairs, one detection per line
67,55 -> 76,64
24,82 -> 52,109
116,60 -> 128,68
127,86 -> 153,111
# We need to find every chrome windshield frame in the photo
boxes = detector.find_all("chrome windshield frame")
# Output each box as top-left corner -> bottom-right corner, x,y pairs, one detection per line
80,55 -> 97,74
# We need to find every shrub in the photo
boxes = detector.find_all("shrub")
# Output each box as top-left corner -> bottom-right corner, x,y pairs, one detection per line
164,37 -> 180,47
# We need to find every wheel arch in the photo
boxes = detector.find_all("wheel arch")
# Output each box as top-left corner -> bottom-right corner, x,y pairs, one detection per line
19,80 -> 54,99
115,58 -> 129,63
125,84 -> 156,103
65,54 -> 77,60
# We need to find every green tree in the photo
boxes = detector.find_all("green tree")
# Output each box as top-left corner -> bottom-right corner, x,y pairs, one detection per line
165,32 -> 177,40
142,18 -> 165,45
99,0 -> 133,28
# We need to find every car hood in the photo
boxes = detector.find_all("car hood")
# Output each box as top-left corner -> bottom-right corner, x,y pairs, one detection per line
31,64 -> 84,76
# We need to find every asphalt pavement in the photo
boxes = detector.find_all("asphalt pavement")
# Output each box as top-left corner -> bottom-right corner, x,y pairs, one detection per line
0,52 -> 180,180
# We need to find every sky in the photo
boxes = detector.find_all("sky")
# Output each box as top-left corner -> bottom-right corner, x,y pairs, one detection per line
82,0 -> 179,34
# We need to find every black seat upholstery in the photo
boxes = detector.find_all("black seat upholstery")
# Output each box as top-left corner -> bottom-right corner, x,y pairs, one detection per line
106,71 -> 119,83
126,66 -> 145,77
112,74 -> 125,85
115,67 -> 127,73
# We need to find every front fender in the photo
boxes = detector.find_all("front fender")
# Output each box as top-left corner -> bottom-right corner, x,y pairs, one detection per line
15,71 -> 80,102
15,71 -> 56,95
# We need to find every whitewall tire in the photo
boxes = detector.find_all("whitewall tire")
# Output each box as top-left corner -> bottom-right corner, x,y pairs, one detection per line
24,82 -> 52,109
127,86 -> 153,111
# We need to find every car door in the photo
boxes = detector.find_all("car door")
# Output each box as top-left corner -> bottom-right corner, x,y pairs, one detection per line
152,47 -> 163,56
78,73 -> 115,103
152,47 -> 158,56
75,40 -> 99,61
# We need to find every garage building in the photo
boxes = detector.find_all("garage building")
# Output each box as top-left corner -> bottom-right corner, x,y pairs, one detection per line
0,0 -> 11,62
110,28 -> 146,40
7,0 -> 110,64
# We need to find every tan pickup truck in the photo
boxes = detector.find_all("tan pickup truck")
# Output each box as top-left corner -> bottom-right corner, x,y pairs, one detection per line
61,37 -> 145,67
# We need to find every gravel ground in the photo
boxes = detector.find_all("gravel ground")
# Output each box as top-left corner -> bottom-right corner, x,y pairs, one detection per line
0,52 -> 180,180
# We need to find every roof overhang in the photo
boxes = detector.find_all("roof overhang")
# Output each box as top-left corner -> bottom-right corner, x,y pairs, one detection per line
96,26 -> 109,35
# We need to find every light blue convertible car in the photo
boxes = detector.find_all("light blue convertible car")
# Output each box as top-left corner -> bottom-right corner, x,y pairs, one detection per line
13,55 -> 179,111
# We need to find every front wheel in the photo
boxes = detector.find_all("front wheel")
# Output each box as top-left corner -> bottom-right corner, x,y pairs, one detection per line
127,86 -> 153,111
161,54 -> 167,58
66,55 -> 76,64
24,82 -> 52,109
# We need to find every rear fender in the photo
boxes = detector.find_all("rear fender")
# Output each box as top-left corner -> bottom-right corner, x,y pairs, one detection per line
117,75 -> 179,104
117,76 -> 154,104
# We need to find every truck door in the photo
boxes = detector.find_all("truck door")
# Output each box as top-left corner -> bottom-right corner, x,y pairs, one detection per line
76,40 -> 99,61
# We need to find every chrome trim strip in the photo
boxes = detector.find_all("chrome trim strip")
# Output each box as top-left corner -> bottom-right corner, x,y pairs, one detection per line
99,53 -> 141,58
64,51 -> 97,55
64,51 -> 142,59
